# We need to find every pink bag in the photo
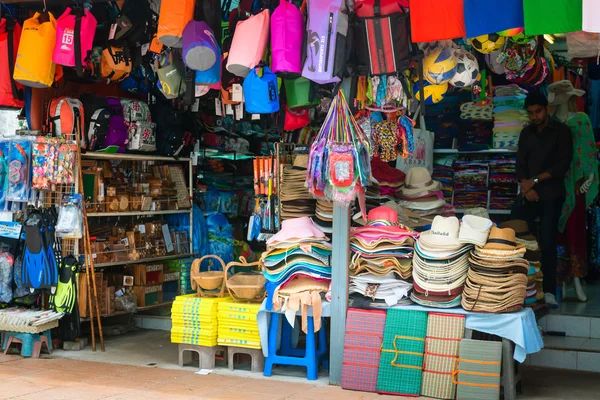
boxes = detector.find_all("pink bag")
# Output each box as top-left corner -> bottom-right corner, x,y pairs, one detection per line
52,7 -> 97,76
271,0 -> 303,75
226,9 -> 270,78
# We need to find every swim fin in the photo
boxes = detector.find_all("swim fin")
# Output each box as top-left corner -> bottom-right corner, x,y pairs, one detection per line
43,209 -> 60,292
21,212 -> 51,290
50,255 -> 78,314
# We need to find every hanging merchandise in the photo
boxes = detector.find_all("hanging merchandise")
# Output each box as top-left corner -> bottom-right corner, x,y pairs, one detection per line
155,50 -> 186,99
80,94 -> 111,151
302,0 -> 350,84
243,67 -> 280,114
284,107 -> 310,131
423,47 -> 457,85
152,94 -> 194,157
396,116 -> 434,174
49,254 -> 78,314
463,0 -> 524,38
102,97 -> 129,153
284,77 -> 320,109
583,0 -> 600,33
7,139 -> 31,202
354,1 -> 415,76
182,21 -> 220,72
52,7 -> 97,77
449,49 -> 480,88
271,0 -> 303,75
0,142 -> 8,210
32,137 -> 58,191
20,210 -> 59,292
55,143 -> 76,185
55,194 -> 83,239
413,81 -> 448,105
470,34 -> 506,55
100,45 -> 132,82
0,221 -> 19,303
111,0 -> 155,65
226,9 -> 270,78
566,31 -> 600,59
355,0 -> 408,17
410,0 -> 465,43
46,96 -> 85,143
157,0 -> 195,48
121,99 -> 156,152
120,63 -> 155,94
306,91 -> 371,206
195,55 -> 221,96
523,0 -> 582,36
0,17 -> 24,107
14,11 -> 63,88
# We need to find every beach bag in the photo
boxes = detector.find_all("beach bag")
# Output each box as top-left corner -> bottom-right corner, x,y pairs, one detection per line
284,77 -> 320,109
46,97 -> 85,144
120,63 -> 155,94
152,94 -> 194,156
104,97 -> 129,153
112,0 -> 154,57
121,100 -> 156,152
52,7 -> 97,77
302,0 -> 349,84
284,106 -> 310,131
396,116 -> 433,174
157,0 -> 195,48
14,12 -> 63,88
0,18 -> 24,108
355,1 -> 414,76
226,9 -> 270,77
155,51 -> 186,99
182,21 -> 220,71
101,46 -> 131,82
243,67 -> 280,114
271,1 -> 303,75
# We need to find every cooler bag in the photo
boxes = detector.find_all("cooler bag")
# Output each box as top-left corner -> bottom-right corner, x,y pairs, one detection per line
157,0 -> 195,48
226,9 -> 270,78
52,7 -> 97,76
302,0 -> 349,84
271,0 -> 303,75
243,66 -> 280,114
0,18 -> 24,108
182,21 -> 220,72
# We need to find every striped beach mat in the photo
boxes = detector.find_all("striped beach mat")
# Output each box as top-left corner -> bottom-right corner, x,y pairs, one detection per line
455,339 -> 502,400
377,309 -> 428,396
421,313 -> 465,399
341,308 -> 387,393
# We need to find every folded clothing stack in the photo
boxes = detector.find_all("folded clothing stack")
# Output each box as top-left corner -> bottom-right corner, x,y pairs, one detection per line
489,156 -> 518,210
453,158 -> 489,209
171,295 -> 230,346
493,85 -> 529,149
462,227 -> 529,313
261,217 -> 331,333
279,155 -> 316,220
433,155 -> 456,203
349,206 -> 419,307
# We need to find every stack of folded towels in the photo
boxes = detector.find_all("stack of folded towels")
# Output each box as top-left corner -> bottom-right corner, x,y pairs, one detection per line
411,215 -> 491,308
492,85 -> 529,149
349,206 -> 419,307
260,217 -> 331,333
462,226 -> 529,313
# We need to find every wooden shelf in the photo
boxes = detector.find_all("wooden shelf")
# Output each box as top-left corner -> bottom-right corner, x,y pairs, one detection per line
94,254 -> 194,269
82,152 -> 191,163
81,302 -> 174,321
434,148 -> 517,154
87,209 -> 192,217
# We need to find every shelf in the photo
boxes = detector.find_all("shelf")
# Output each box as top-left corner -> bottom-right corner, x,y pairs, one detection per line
434,148 -> 517,154
81,302 -> 174,321
94,253 -> 194,269
87,209 -> 192,217
82,152 -> 191,162
454,209 -> 512,215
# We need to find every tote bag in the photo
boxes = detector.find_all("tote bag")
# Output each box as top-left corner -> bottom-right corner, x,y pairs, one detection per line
226,9 -> 270,78
396,116 -> 434,174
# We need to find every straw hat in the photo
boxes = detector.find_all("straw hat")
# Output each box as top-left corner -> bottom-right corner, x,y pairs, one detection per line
419,216 -> 462,249
481,227 -> 524,251
499,220 -> 536,241
292,154 -> 310,169
398,167 -> 441,198
459,215 -> 493,246
266,217 -> 326,246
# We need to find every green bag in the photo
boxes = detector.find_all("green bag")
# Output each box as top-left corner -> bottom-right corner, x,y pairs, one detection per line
284,77 -> 319,109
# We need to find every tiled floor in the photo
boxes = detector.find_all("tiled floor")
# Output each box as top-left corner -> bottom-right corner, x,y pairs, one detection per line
553,282 -> 600,317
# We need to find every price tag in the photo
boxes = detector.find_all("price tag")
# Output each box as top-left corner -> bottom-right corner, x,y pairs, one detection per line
252,114 -> 261,120
108,23 -> 117,40
141,43 -> 150,56
235,103 -> 243,120
232,84 -> 243,102
225,104 -> 234,115
138,224 -> 146,234
192,98 -> 200,112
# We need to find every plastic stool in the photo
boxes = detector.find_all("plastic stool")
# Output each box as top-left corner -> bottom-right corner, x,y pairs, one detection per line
2,330 -> 52,352
264,313 -> 328,380
227,346 -> 265,372
32,336 -> 52,358
4,333 -> 39,357
280,315 -> 328,368
178,344 -> 227,369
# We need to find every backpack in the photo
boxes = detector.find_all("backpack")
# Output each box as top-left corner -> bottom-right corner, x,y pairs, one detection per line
226,9 -> 270,77
302,0 -> 350,84
80,94 -> 111,151
14,12 -> 63,88
119,62 -> 155,94
0,17 -> 24,108
101,45 -> 132,82
113,0 -> 156,66
157,0 -> 195,48
103,97 -> 129,153
271,0 -> 303,76
121,99 -> 156,152
152,92 -> 194,157
46,97 -> 85,144
52,7 -> 98,77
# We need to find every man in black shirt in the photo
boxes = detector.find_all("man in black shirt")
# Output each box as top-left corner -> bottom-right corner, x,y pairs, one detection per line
513,92 -> 573,307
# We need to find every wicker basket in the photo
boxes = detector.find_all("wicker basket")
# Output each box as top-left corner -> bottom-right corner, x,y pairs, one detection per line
225,256 -> 266,302
190,255 -> 226,297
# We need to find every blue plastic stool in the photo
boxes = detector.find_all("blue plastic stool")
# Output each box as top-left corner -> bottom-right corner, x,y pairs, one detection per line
2,330 -> 53,357
264,313 -> 328,380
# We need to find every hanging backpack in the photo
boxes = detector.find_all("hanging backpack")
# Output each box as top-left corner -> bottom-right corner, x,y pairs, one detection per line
14,12 -> 63,88
271,0 -> 304,76
302,0 -> 350,84
52,7 -> 97,77
155,50 -> 186,99
243,66 -> 280,114
101,45 -> 132,82
80,94 -> 111,151
182,21 -> 221,72
0,17 -> 24,108
102,97 -> 129,153
226,9 -> 270,78
113,0 -> 155,66
152,93 -> 194,157
157,0 -> 195,48
119,62 -> 155,94
354,0 -> 408,17
354,0 -> 415,76
121,99 -> 156,152
46,97 -> 85,144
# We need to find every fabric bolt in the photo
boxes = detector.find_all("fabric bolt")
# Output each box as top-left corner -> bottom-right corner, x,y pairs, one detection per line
410,0 -> 466,42
583,0 -> 600,32
524,0 -> 582,35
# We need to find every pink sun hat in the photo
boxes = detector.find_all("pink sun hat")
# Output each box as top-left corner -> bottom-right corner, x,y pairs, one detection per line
267,217 -> 327,246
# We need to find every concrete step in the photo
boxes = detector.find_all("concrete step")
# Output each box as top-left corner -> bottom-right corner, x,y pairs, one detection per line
133,315 -> 171,331
538,314 -> 600,338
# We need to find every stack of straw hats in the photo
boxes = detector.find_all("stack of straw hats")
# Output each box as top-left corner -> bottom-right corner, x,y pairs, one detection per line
462,227 -> 529,313
314,199 -> 334,235
397,167 -> 445,217
371,158 -> 405,198
279,155 -> 316,220
411,215 -> 492,308
260,217 -> 331,332
349,206 -> 418,306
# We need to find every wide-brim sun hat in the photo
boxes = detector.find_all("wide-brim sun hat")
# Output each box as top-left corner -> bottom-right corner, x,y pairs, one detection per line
459,215 -> 493,247
481,226 -> 524,251
398,167 -> 441,198
418,215 -> 463,249
266,217 -> 326,246
547,80 -> 585,106
499,220 -> 536,241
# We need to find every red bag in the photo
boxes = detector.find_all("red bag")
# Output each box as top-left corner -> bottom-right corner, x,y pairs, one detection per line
284,106 -> 310,131
355,0 -> 408,17
0,18 -> 24,108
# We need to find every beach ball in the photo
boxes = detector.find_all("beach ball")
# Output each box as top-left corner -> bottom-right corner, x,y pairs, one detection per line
423,47 -> 457,85
470,33 -> 505,54
450,49 -> 479,88
498,27 -> 524,37
413,81 -> 448,105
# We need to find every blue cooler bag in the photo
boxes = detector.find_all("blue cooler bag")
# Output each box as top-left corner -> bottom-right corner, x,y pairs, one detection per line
243,66 -> 280,114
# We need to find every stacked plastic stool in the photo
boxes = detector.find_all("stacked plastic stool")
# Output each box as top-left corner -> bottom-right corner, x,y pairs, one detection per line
2,330 -> 53,358
264,313 -> 328,380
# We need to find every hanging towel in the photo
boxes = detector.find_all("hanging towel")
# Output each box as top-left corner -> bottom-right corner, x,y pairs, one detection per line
410,0 -> 465,42
524,0 -> 582,35
463,0 -> 524,38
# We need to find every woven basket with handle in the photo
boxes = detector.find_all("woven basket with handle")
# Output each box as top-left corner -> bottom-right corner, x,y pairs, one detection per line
225,256 -> 266,302
190,255 -> 226,298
